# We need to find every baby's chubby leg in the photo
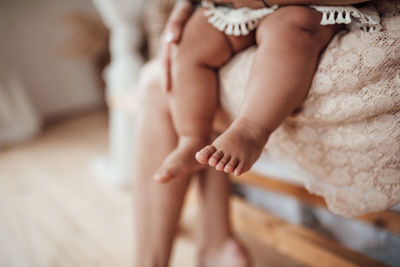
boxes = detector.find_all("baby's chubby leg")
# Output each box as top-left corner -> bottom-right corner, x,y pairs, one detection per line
198,6 -> 341,176
155,8 -> 254,182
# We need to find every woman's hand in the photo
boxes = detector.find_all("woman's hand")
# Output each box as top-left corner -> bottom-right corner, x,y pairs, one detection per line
161,0 -> 195,92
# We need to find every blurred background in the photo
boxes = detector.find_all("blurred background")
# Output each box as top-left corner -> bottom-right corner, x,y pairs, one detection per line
0,0 -> 139,266
0,0 -> 206,266
0,0 -> 399,267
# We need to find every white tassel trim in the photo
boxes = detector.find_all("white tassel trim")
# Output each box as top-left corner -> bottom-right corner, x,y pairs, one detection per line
311,6 -> 381,33
203,2 -> 381,36
203,3 -> 277,36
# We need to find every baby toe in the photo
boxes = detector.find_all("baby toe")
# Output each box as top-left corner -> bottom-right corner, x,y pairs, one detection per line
216,155 -> 231,171
196,145 -> 216,164
224,158 -> 239,173
233,163 -> 245,176
208,150 -> 224,167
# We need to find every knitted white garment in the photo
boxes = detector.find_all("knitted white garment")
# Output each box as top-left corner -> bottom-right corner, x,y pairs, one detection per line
203,2 -> 382,36
217,1 -> 399,217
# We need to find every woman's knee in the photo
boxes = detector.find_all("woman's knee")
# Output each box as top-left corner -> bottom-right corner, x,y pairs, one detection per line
256,6 -> 324,44
137,60 -> 168,109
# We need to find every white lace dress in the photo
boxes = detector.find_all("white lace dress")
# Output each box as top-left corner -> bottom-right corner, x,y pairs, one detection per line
214,1 -> 400,217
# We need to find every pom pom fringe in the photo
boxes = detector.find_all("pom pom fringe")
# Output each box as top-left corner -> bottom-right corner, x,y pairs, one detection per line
312,6 -> 382,33
203,2 -> 381,36
203,3 -> 277,36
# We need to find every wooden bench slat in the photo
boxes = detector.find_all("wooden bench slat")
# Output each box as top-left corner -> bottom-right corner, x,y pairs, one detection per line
232,197 -> 388,267
233,172 -> 326,206
358,211 -> 400,234
232,172 -> 400,235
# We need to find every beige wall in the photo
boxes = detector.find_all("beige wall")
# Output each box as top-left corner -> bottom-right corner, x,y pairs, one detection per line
0,0 -> 103,119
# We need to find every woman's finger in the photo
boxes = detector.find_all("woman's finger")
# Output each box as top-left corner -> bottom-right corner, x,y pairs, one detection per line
164,0 -> 194,44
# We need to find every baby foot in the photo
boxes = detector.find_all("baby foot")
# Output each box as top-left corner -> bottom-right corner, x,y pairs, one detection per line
154,137 -> 209,183
196,118 -> 269,176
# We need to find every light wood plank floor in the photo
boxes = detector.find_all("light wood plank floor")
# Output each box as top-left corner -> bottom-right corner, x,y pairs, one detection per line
0,112 -> 301,267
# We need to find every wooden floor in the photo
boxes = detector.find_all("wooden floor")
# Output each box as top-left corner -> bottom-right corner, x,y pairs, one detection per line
0,112 -> 301,267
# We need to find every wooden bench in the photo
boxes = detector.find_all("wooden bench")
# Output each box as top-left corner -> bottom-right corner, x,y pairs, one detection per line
229,172 -> 397,267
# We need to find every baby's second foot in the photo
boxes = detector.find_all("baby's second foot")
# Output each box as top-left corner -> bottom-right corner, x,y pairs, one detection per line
154,137 -> 209,183
196,118 -> 270,176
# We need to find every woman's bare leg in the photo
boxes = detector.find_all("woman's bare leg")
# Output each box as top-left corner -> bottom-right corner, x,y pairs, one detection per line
132,61 -> 192,267
198,6 -> 341,176
197,168 -> 249,267
132,61 -> 249,267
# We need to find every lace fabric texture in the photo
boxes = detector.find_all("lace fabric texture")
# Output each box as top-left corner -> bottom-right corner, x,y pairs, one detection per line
219,0 -> 400,217
203,1 -> 382,36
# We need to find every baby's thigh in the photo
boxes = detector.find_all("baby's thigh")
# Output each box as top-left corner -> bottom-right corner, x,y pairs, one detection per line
256,6 -> 328,43
177,8 -> 253,67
